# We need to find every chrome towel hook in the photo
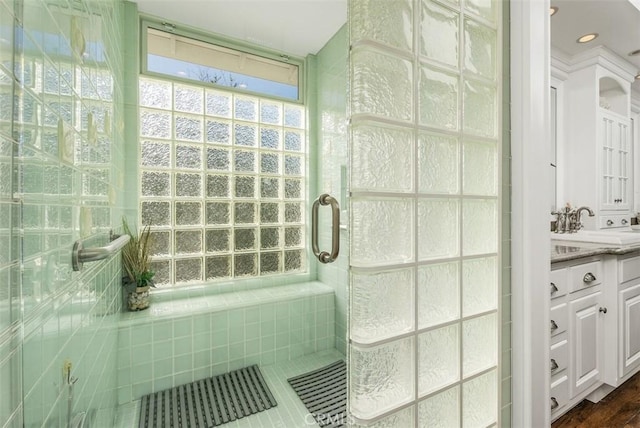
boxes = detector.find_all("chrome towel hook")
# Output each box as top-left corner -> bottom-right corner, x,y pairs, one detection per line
311,193 -> 340,264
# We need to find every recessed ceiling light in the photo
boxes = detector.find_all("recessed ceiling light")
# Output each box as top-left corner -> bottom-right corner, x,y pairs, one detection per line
629,49 -> 640,57
577,33 -> 599,44
550,6 -> 558,16
636,73 -> 640,80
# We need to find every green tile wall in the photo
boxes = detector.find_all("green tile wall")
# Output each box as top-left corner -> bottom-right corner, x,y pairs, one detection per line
116,286 -> 335,404
1,0 -> 128,426
0,0 -> 22,425
1,0 -> 24,425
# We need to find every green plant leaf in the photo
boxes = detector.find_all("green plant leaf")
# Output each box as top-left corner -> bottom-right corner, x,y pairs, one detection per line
121,216 -> 155,287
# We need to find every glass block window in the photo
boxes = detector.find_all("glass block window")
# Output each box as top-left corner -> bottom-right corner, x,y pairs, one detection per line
139,77 -> 306,285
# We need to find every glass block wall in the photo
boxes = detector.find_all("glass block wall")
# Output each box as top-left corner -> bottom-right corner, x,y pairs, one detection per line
137,77 -> 307,285
0,0 -> 127,426
348,0 -> 502,425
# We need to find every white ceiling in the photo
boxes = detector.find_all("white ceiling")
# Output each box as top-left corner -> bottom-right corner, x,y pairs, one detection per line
131,0 -> 347,57
550,0 -> 640,91
131,0 -> 640,91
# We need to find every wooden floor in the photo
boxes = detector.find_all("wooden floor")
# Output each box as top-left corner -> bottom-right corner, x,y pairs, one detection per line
552,371 -> 640,428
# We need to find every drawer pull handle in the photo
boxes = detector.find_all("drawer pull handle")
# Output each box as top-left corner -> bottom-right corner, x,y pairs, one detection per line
551,397 -> 559,410
583,272 -> 596,283
599,307 -> 608,314
550,358 -> 559,372
551,320 -> 558,332
622,219 -> 629,225
550,282 -> 558,295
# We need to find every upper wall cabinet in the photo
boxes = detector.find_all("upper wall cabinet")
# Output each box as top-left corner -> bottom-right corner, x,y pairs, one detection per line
599,106 -> 630,214
561,48 -> 636,230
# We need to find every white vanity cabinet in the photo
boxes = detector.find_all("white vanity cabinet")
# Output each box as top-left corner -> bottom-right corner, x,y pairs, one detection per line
550,251 -> 640,420
604,253 -> 640,383
550,257 -> 605,419
569,290 -> 603,397
619,282 -> 640,376
549,266 -> 569,415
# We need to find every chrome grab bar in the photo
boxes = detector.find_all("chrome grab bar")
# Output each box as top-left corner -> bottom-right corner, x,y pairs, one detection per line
72,234 -> 131,271
311,193 -> 340,264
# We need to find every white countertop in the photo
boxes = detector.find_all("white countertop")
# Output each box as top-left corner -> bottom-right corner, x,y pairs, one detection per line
551,239 -> 640,263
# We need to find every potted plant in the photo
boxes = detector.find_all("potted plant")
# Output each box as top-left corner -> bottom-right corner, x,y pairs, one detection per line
121,217 -> 155,311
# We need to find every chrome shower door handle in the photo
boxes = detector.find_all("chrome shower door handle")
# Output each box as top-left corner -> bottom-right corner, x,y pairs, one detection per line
311,193 -> 340,264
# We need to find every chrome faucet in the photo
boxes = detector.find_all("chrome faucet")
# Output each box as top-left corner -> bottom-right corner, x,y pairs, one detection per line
573,206 -> 595,231
551,205 -> 570,233
551,209 -> 565,233
552,205 -> 594,233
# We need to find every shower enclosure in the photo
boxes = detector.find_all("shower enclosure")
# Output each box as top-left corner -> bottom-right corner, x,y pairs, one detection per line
1,1 -> 128,427
308,0 -> 508,423
0,0 -> 508,426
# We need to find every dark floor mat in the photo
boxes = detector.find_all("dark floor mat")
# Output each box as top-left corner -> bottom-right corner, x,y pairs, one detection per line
287,360 -> 346,428
139,365 -> 277,427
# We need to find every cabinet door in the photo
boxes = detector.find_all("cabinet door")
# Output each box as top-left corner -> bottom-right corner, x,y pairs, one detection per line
569,291 -> 603,397
620,283 -> 640,378
600,112 -> 631,212
615,118 -> 630,211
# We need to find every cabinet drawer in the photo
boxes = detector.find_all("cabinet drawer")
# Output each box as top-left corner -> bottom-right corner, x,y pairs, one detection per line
550,375 -> 569,414
550,268 -> 568,298
619,255 -> 640,284
569,261 -> 603,292
550,303 -> 568,337
550,340 -> 569,376
599,214 -> 630,228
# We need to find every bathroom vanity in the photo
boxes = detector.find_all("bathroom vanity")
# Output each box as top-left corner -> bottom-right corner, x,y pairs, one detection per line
550,242 -> 640,420
548,32 -> 640,420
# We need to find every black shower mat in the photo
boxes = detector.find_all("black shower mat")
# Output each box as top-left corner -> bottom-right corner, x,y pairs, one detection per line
139,364 -> 277,427
288,360 -> 347,427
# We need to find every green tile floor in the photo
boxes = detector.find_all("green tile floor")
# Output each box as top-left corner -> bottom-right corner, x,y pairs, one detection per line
115,349 -> 345,427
